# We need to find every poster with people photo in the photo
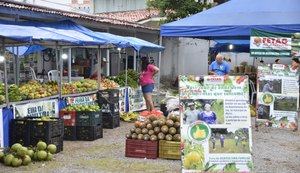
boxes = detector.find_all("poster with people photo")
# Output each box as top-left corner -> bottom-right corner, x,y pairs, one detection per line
179,75 -> 253,173
0,109 -> 3,149
257,64 -> 299,130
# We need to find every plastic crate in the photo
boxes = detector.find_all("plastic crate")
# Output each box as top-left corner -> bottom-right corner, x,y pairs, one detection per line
29,118 -> 64,140
76,125 -> 103,141
64,126 -> 77,141
99,97 -> 120,114
102,113 -> 120,129
29,136 -> 63,153
98,89 -> 119,101
76,111 -> 102,126
125,139 -> 158,159
10,119 -> 30,146
59,111 -> 76,126
159,140 -> 181,160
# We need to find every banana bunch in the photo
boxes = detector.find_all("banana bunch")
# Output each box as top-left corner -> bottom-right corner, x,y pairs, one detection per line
250,104 -> 256,117
120,112 -> 138,122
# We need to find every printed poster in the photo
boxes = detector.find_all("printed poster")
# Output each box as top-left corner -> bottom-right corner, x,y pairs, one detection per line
0,109 -> 3,149
66,94 -> 97,106
256,64 -> 299,130
179,75 -> 253,173
13,99 -> 58,118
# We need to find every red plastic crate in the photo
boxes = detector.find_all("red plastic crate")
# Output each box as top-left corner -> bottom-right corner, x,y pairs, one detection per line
125,139 -> 158,159
59,111 -> 76,126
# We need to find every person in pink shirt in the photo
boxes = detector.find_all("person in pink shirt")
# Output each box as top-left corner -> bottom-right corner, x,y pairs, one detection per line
139,57 -> 159,111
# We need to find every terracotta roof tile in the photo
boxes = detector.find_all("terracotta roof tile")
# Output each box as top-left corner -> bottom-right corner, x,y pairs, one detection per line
96,9 -> 160,23
0,0 -> 159,31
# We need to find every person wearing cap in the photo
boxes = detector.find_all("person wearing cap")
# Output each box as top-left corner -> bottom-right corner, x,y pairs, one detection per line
275,59 -> 281,64
184,102 -> 200,124
209,54 -> 230,76
198,104 -> 217,124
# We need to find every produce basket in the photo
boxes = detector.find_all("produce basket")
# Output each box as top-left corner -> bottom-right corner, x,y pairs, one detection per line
98,89 -> 119,101
30,135 -> 63,153
29,118 -> 64,139
103,113 -> 120,129
76,125 -> 103,141
10,119 -> 31,146
125,139 -> 158,159
159,140 -> 181,160
59,111 -> 76,126
98,97 -> 120,114
64,126 -> 77,141
76,111 -> 102,126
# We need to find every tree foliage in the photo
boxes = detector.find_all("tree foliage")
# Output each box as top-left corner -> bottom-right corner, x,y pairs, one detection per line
147,0 -> 212,23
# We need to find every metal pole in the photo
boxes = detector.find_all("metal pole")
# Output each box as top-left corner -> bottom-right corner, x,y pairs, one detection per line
68,48 -> 71,82
133,50 -> 137,71
16,46 -> 19,85
97,46 -> 101,91
157,36 -> 162,102
118,49 -> 121,75
55,42 -> 59,71
2,39 -> 9,105
125,51 -> 128,86
59,47 -> 63,98
106,48 -> 110,76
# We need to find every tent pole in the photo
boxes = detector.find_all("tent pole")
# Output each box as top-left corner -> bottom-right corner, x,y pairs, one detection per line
97,45 -> 101,91
106,48 -> 110,76
2,39 -> 9,106
55,42 -> 59,71
16,46 -> 19,85
133,50 -> 137,71
157,36 -> 162,104
125,50 -> 128,86
68,48 -> 71,83
59,46 -> 63,99
118,48 -> 121,74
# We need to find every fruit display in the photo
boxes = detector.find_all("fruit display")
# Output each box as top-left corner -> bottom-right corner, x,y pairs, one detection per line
62,79 -> 98,95
62,105 -> 100,112
100,78 -> 119,90
120,112 -> 139,122
125,114 -> 180,142
0,141 -> 57,167
19,80 -> 58,100
107,69 -> 139,88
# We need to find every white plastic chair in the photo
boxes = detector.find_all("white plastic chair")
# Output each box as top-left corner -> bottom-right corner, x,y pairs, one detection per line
29,67 -> 44,83
249,80 -> 257,104
48,70 -> 60,81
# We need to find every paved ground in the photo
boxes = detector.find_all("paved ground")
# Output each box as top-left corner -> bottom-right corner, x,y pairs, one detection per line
0,118 -> 300,173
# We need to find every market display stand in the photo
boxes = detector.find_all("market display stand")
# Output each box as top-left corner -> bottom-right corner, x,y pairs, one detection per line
128,87 -> 146,112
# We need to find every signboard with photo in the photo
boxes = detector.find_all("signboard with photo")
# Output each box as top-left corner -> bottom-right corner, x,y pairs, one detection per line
179,75 -> 253,173
0,109 -> 3,150
256,64 -> 299,130
13,100 -> 58,118
66,94 -> 97,106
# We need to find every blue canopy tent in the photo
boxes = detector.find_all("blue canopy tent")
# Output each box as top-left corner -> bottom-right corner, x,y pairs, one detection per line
211,40 -> 250,53
6,45 -> 46,56
161,0 -> 300,39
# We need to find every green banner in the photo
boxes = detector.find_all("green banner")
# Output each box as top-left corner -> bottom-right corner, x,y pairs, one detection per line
250,29 -> 292,57
256,64 -> 299,130
180,75 -> 253,173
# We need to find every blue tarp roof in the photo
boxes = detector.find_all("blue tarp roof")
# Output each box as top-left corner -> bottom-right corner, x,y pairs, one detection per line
0,19 -> 164,52
161,0 -> 300,39
6,45 -> 46,56
0,19 -> 83,45
211,40 -> 250,52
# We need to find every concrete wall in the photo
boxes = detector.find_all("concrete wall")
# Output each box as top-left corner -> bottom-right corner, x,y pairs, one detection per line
161,37 -> 210,81
94,0 -> 147,13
